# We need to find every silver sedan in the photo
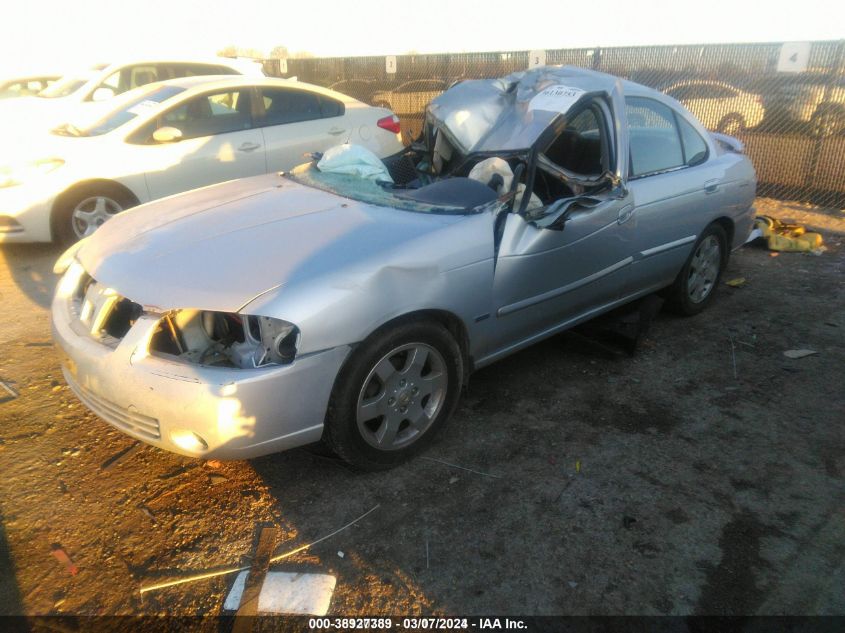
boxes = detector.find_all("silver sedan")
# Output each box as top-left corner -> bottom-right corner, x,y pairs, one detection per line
51,66 -> 756,470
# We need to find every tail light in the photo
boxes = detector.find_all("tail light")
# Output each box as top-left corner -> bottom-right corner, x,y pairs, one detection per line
377,114 -> 401,134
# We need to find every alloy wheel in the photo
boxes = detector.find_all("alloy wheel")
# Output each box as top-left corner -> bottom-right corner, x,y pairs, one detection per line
71,195 -> 123,238
687,235 -> 721,303
356,342 -> 448,451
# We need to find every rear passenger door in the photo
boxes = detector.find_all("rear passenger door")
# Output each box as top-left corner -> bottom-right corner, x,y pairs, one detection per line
624,96 -> 725,294
137,88 -> 266,199
256,86 -> 348,171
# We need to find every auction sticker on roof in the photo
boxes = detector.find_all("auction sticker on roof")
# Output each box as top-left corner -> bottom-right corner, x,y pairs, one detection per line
528,85 -> 585,113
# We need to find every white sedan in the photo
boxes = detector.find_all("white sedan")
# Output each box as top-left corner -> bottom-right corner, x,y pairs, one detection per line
0,57 -> 264,138
663,80 -> 764,134
0,76 -> 404,243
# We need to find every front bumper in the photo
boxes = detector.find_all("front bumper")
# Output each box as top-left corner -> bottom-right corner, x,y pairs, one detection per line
0,183 -> 55,243
51,284 -> 350,460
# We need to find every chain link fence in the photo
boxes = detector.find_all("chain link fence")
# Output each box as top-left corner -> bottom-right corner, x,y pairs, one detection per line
264,40 -> 845,207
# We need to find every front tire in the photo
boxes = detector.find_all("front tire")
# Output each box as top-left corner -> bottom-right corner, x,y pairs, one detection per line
324,320 -> 463,471
53,184 -> 137,245
666,224 -> 728,316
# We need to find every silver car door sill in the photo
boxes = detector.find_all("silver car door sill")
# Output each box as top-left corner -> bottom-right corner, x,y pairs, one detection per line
477,282 -> 665,369
639,235 -> 697,258
497,256 -> 633,317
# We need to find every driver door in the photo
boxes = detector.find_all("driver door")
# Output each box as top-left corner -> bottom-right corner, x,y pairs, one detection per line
489,194 -> 634,352
140,88 -> 266,199
487,98 -> 635,353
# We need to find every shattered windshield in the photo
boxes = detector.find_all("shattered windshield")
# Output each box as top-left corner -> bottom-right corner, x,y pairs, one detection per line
427,66 -> 621,154
287,163 -> 495,215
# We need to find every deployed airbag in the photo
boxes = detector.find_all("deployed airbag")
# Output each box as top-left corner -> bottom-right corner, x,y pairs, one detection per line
317,143 -> 393,182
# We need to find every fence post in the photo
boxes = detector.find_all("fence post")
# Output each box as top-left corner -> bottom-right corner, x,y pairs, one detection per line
808,40 -> 845,193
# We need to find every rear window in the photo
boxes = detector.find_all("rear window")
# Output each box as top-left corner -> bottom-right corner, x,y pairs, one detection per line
259,87 -> 345,125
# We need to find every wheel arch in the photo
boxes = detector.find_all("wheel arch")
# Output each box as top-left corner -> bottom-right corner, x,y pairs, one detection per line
711,215 -> 735,252
51,179 -> 141,241
345,309 -> 473,385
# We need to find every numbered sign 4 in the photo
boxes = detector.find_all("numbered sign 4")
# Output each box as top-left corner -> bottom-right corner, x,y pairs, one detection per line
776,42 -> 810,73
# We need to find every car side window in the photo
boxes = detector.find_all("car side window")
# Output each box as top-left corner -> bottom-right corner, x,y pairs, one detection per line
259,87 -> 327,126
543,106 -> 606,176
96,70 -> 122,98
676,114 -> 709,166
155,90 -> 253,140
626,97 -> 685,177
128,65 -> 159,90
320,96 -> 345,118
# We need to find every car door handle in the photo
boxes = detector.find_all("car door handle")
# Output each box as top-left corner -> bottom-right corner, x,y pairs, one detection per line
617,204 -> 635,225
704,179 -> 720,194
328,127 -> 347,136
238,142 -> 261,152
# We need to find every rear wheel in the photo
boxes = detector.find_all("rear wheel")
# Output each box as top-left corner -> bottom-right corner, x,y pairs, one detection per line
717,113 -> 745,135
811,106 -> 845,137
324,320 -> 463,471
53,183 -> 137,245
666,224 -> 728,316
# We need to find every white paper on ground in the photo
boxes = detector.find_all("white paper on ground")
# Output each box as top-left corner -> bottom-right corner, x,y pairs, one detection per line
224,571 -> 337,615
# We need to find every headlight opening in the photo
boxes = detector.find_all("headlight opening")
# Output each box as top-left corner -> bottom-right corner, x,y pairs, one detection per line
150,310 -> 299,369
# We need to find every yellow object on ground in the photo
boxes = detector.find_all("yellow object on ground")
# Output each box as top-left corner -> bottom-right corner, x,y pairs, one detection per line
755,216 -> 824,252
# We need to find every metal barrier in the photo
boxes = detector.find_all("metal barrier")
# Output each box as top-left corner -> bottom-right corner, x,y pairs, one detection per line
265,40 -> 845,206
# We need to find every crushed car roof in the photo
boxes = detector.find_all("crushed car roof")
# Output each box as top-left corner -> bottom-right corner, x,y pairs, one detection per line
426,65 -> 656,155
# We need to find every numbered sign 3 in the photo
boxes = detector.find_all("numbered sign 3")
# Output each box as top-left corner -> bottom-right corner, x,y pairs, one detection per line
386,56 -> 397,74
528,50 -> 546,69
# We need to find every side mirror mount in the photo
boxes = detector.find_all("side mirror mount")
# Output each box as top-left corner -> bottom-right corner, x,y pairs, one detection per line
91,87 -> 115,102
152,126 -> 183,143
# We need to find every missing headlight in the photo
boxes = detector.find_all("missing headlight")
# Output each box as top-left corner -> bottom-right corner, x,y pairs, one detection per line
149,310 -> 299,369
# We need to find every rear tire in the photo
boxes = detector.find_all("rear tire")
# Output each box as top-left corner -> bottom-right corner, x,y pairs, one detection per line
324,320 -> 463,471
666,224 -> 728,316
717,113 -> 745,135
53,183 -> 137,246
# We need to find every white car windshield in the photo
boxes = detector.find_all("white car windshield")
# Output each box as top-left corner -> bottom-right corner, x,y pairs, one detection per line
37,75 -> 91,99
52,85 -> 186,137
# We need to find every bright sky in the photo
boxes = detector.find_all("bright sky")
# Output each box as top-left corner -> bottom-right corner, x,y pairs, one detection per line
2,0 -> 843,75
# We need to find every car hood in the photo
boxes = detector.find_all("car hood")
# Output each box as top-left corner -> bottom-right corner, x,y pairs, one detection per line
78,173 -> 469,313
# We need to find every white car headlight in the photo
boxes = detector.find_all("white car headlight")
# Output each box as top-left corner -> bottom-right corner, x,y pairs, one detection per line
0,157 -> 64,188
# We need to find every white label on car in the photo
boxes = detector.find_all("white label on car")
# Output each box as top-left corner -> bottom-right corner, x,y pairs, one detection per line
776,42 -> 810,73
528,85 -> 585,113
528,50 -> 546,69
385,55 -> 397,74
128,100 -> 160,116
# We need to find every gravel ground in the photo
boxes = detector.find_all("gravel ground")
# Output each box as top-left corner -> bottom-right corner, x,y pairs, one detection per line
0,197 -> 843,616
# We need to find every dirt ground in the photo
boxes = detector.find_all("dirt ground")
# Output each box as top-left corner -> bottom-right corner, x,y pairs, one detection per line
0,197 -> 843,617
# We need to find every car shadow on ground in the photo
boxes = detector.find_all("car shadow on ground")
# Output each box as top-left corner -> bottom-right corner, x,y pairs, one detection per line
0,243 -> 63,309
0,513 -> 23,616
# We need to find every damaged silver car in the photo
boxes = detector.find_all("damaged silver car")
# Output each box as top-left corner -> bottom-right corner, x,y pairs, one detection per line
52,66 -> 756,470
